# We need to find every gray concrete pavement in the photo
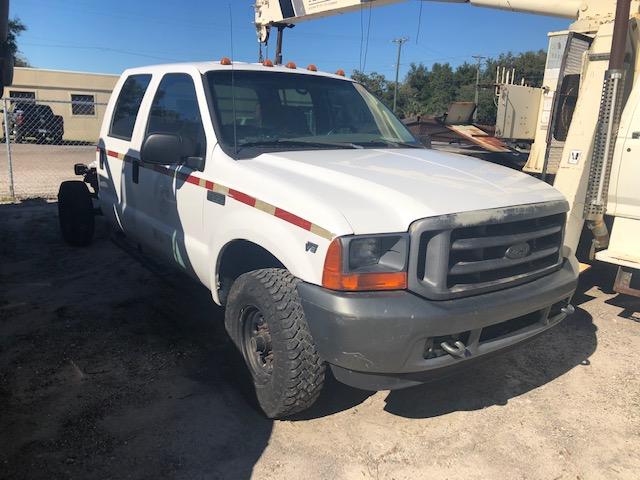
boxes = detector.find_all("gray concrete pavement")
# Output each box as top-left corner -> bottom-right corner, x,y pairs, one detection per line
0,144 -> 95,200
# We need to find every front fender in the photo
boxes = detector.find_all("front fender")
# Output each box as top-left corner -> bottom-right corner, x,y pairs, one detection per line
207,207 -> 337,305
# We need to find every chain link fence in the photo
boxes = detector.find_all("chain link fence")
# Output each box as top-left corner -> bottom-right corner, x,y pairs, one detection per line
0,97 -> 107,202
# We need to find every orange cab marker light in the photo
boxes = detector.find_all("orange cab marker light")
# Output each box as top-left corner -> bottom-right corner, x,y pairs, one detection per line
335,69 -> 346,77
220,57 -> 232,66
307,64 -> 318,72
263,59 -> 274,67
286,61 -> 297,69
322,239 -> 407,291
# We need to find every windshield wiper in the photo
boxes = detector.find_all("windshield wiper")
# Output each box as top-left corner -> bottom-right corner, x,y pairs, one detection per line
237,139 -> 362,151
356,139 -> 425,149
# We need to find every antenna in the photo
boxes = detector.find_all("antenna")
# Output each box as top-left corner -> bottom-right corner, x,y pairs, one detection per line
229,3 -> 238,155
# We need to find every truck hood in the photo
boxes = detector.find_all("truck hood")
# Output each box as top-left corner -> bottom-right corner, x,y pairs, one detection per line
246,148 -> 566,235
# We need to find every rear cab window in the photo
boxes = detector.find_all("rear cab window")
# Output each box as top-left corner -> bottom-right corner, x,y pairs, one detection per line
109,74 -> 152,140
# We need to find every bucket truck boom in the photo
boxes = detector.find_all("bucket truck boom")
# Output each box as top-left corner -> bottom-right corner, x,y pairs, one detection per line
255,1 -> 585,44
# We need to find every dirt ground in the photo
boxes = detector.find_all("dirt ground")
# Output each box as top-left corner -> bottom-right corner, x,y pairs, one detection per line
1,201 -> 639,480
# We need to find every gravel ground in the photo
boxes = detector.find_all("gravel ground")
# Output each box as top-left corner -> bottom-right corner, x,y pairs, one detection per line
0,144 -> 95,200
1,201 -> 639,480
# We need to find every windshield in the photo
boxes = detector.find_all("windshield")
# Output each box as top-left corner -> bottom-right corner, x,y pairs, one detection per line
205,70 -> 421,158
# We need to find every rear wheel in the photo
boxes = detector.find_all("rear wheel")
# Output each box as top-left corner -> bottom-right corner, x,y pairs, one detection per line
225,268 -> 325,418
58,181 -> 95,247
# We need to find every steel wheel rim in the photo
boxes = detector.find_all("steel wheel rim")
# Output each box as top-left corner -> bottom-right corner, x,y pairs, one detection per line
241,305 -> 274,378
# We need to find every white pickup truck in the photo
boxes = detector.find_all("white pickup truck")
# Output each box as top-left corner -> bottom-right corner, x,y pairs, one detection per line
58,60 -> 579,418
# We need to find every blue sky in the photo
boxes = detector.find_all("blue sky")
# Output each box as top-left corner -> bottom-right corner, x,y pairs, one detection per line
13,0 -> 567,78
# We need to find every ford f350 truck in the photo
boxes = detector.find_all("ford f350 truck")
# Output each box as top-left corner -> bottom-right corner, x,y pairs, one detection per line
58,61 -> 578,418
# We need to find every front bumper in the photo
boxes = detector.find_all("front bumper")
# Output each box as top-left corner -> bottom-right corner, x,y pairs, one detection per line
297,259 -> 578,391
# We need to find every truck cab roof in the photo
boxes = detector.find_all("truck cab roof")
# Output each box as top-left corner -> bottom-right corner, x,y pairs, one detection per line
121,61 -> 353,82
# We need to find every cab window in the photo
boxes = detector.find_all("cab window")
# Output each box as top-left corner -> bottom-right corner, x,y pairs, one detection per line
146,73 -> 206,158
109,74 -> 152,140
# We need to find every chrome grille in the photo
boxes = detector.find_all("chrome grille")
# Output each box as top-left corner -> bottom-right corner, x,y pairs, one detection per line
408,201 -> 568,300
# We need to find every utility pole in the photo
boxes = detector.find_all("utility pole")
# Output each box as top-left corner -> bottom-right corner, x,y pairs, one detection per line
472,55 -> 486,123
392,37 -> 408,113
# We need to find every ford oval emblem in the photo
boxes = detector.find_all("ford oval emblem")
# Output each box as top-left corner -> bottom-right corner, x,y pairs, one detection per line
505,242 -> 531,260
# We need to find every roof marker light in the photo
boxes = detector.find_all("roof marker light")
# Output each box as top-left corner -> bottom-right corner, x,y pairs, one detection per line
263,59 -> 274,67
220,57 -> 232,66
307,64 -> 318,72
335,69 -> 346,77
286,61 -> 297,69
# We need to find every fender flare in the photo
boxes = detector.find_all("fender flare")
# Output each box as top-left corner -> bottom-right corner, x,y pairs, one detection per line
209,222 -> 330,305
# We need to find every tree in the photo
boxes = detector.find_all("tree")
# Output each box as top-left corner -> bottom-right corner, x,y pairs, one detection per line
402,63 -> 430,117
351,70 -> 395,109
424,63 -> 456,116
7,18 -> 30,67
353,50 -> 547,124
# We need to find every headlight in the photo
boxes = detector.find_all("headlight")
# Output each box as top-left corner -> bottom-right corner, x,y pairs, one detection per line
348,235 -> 408,272
322,234 -> 409,291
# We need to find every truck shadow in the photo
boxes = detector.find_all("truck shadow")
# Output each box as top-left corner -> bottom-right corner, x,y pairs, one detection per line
381,268 -> 601,419
0,200 -> 271,480
382,308 -> 596,419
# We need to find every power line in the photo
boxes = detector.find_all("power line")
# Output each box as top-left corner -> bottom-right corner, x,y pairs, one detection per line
21,42 -> 182,62
362,3 -> 373,72
415,0 -> 424,45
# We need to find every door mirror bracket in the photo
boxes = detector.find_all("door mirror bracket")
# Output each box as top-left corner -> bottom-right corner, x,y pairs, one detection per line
184,156 -> 205,171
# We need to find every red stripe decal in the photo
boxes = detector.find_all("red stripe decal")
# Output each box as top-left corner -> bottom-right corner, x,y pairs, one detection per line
185,175 -> 200,186
275,208 -> 312,231
229,189 -> 257,207
100,149 -> 331,238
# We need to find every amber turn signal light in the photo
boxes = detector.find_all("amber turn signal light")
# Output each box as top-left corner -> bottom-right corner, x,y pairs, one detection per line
322,239 -> 407,291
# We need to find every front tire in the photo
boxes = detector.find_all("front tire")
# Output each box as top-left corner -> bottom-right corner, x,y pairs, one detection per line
225,268 -> 325,418
58,181 -> 95,247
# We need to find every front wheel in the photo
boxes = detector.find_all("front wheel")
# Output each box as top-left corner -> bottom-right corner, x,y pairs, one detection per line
225,268 -> 325,418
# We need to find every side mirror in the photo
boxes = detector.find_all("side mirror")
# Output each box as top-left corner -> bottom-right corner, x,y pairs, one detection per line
140,133 -> 204,170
